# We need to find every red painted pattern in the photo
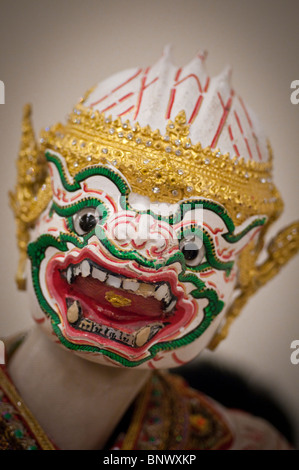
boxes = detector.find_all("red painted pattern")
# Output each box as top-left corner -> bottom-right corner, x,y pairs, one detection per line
70,193 -> 83,202
105,193 -> 118,213
101,102 -> 117,113
165,68 -> 181,119
211,90 -> 235,148
252,132 -> 263,161
148,361 -> 157,369
62,219 -> 68,231
244,137 -> 253,160
111,69 -> 143,94
171,352 -> 187,365
199,270 -> 216,278
233,144 -> 240,157
223,270 -> 236,283
33,316 -> 45,324
204,76 -> 210,92
118,105 -> 135,118
217,247 -> 235,260
62,191 -> 69,203
238,96 -> 263,161
203,223 -> 224,235
83,182 -> 103,196
234,110 -> 244,135
188,95 -> 203,124
228,124 -> 240,157
152,354 -> 164,362
133,67 -> 159,120
165,88 -> 176,119
119,92 -> 134,103
238,95 -> 253,128
176,73 -> 203,93
207,281 -> 217,290
233,109 -> 256,160
90,68 -> 142,107
165,68 -> 209,123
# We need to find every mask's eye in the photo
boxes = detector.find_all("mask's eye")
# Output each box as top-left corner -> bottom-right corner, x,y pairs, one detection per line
73,207 -> 99,236
180,235 -> 206,267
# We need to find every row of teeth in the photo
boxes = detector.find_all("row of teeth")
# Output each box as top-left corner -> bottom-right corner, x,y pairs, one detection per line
64,260 -> 177,313
66,300 -> 163,348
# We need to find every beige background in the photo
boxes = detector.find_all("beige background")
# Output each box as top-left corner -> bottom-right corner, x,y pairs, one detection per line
0,0 -> 298,446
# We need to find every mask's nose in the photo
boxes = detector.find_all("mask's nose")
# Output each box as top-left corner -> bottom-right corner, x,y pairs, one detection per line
103,212 -> 177,260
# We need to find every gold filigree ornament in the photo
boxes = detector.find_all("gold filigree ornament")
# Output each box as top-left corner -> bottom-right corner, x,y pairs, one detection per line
9,103 -> 299,347
209,221 -> 299,349
9,105 -> 50,290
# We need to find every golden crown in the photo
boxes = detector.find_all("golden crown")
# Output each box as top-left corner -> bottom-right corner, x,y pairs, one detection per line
42,102 -> 283,223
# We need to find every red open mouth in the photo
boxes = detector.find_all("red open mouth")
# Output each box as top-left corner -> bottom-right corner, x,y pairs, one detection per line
47,248 -> 192,351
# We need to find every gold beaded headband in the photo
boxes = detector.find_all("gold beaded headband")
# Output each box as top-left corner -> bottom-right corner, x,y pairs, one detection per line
42,102 -> 283,223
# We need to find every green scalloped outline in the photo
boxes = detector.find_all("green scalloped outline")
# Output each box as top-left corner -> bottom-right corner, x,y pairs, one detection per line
26,152 -> 267,366
27,235 -> 224,367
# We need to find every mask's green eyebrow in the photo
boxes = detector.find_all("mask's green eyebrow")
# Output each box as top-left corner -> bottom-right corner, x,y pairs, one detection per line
46,151 -> 129,195
50,198 -> 108,218
124,195 -> 266,242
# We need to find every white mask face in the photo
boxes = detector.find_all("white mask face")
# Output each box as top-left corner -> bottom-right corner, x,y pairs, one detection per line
27,151 -> 265,368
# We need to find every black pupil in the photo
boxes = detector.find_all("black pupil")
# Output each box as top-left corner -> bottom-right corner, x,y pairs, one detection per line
181,242 -> 199,261
79,213 -> 97,232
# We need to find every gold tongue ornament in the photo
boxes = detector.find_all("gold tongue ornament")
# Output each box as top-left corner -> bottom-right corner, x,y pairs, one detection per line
105,291 -> 132,308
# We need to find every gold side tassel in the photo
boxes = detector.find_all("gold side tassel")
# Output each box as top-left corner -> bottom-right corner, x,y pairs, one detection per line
209,221 -> 299,349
